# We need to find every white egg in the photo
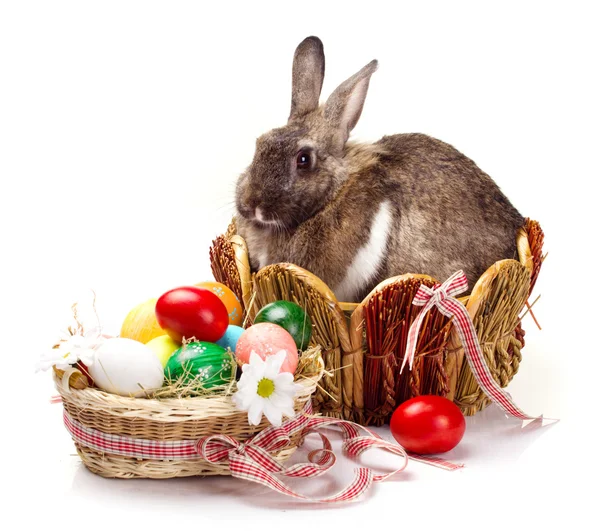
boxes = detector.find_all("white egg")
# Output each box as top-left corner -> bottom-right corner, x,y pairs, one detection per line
89,337 -> 164,397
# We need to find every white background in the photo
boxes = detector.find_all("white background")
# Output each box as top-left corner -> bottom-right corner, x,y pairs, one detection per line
1,0 -> 598,528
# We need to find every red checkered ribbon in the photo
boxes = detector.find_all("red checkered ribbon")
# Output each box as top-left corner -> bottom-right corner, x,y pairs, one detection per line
401,270 -> 544,421
63,400 -> 461,502
201,413 -> 411,503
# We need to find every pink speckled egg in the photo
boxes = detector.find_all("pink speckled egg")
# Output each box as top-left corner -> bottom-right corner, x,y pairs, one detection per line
235,323 -> 299,373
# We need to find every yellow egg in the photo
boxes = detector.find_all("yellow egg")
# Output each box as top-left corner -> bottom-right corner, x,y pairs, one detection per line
146,335 -> 181,367
120,298 -> 164,344
195,281 -> 243,326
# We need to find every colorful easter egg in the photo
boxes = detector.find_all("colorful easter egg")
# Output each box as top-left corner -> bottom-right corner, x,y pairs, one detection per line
215,325 -> 245,353
88,338 -> 164,397
155,286 -> 229,343
254,300 -> 312,350
145,334 -> 181,367
390,396 -> 466,454
195,281 -> 243,326
164,341 -> 235,389
235,323 -> 298,374
120,298 -> 164,344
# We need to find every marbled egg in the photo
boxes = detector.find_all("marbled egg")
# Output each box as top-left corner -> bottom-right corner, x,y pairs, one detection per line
88,337 -> 164,397
164,341 -> 235,389
235,323 -> 298,374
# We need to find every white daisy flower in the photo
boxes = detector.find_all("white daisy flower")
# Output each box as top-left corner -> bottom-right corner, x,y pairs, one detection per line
233,350 -> 301,427
36,327 -> 105,372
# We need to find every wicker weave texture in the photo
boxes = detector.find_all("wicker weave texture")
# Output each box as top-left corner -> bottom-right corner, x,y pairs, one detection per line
208,219 -> 544,422
55,360 -> 322,479
251,264 -> 351,419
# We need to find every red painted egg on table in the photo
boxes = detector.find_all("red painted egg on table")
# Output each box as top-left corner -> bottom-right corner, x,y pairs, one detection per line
155,286 -> 228,343
235,322 -> 299,374
390,395 -> 466,454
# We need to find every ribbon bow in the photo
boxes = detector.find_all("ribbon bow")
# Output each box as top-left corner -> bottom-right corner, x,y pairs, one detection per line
195,402 -> 337,489
401,270 -> 548,422
64,395 -> 467,502
65,399 -> 437,503
195,401 -> 411,502
401,270 -> 469,373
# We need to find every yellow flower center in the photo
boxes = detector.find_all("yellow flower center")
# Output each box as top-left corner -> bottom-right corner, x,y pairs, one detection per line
257,378 -> 275,398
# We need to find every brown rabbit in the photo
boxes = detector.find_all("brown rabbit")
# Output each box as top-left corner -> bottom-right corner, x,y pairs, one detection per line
235,36 -> 524,302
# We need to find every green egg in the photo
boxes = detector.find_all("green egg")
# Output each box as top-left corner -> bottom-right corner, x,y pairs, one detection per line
164,341 -> 235,390
254,300 -> 312,350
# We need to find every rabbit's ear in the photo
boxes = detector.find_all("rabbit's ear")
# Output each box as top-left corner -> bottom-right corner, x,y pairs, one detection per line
324,60 -> 378,154
289,36 -> 325,121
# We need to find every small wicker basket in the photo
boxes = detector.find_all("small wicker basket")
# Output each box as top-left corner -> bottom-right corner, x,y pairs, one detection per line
209,219 -> 544,425
55,353 -> 323,479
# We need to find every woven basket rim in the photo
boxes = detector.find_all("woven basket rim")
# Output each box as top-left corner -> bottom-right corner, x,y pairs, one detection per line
54,358 -> 324,423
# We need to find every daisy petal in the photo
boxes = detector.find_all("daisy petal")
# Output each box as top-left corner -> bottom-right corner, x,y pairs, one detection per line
263,400 -> 283,427
232,393 -> 243,409
275,381 -> 301,397
263,351 -> 285,379
274,371 -> 294,385
240,393 -> 256,410
233,387 -> 252,408
269,390 -> 295,409
248,352 -> 266,378
248,397 -> 265,426
249,351 -> 263,366
280,403 -> 296,419
236,372 -> 252,387
231,347 -> 302,428
237,382 -> 257,399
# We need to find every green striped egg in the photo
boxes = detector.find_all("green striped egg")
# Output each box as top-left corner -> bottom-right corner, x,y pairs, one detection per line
164,341 -> 235,390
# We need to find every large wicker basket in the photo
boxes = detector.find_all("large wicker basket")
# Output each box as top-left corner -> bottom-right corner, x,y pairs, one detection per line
209,219 -> 544,425
55,355 -> 323,479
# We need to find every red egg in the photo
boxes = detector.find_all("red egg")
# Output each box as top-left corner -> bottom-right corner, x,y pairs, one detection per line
390,395 -> 466,454
235,323 -> 299,373
155,286 -> 228,343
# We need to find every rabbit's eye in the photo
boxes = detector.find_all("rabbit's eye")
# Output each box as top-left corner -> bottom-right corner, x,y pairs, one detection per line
296,150 -> 312,170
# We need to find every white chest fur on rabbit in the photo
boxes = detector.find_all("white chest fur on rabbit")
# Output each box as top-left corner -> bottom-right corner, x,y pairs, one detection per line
246,200 -> 395,302
238,198 -> 395,303
235,37 -> 525,302
333,200 -> 393,301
